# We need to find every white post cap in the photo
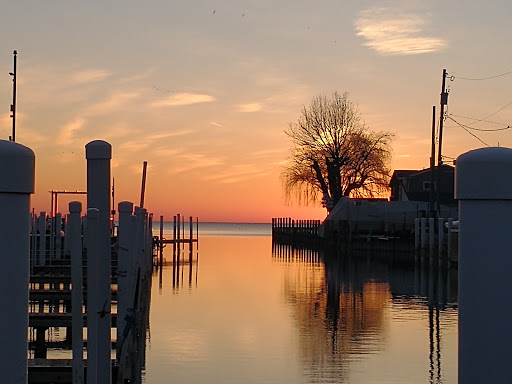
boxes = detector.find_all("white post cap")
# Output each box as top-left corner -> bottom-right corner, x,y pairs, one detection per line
0,140 -> 35,194
85,140 -> 112,160
456,147 -> 512,200
118,201 -> 134,214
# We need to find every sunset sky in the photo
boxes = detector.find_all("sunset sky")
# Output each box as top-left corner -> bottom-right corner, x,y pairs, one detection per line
2,0 -> 512,222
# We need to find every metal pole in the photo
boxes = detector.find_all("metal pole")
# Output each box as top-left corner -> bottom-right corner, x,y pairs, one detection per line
10,50 -> 17,142
140,161 -> 147,208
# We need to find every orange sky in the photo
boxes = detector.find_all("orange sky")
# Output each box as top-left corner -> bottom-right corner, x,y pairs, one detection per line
2,1 -> 512,222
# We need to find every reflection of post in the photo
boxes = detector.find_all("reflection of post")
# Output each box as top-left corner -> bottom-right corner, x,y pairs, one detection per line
456,147 -> 512,383
189,247 -> 193,288
159,215 -> 164,267
0,140 -> 34,383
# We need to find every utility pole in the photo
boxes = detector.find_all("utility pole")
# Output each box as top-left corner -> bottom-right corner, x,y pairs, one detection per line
430,105 -> 436,217
436,69 -> 448,214
9,50 -> 17,142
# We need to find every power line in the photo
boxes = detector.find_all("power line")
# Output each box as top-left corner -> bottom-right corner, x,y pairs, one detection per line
447,117 -> 490,147
454,71 -> 512,81
449,113 -> 508,126
447,116 -> 511,132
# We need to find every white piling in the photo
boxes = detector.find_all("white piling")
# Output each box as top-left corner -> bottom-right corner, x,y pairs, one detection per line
86,140 -> 112,384
447,218 -> 453,257
420,217 -> 427,250
86,208 -> 100,384
428,217 -> 435,253
438,218 -> 444,255
0,140 -> 35,384
414,218 -> 420,250
69,201 -> 84,384
39,211 -> 46,265
117,201 -> 133,359
55,212 -> 62,259
456,147 -> 512,383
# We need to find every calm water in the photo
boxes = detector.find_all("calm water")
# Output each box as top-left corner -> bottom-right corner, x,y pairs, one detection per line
145,222 -> 458,383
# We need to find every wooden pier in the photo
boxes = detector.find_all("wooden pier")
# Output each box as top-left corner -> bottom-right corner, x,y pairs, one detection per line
272,217 -> 458,266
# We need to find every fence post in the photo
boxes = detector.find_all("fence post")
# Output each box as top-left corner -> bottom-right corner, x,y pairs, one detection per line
0,140 -> 35,384
456,147 -> 512,383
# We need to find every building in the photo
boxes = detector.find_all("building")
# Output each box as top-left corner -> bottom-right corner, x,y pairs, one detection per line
389,165 -> 456,207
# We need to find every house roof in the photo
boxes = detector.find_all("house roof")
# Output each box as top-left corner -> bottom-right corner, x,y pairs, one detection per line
389,170 -> 419,187
389,165 -> 455,187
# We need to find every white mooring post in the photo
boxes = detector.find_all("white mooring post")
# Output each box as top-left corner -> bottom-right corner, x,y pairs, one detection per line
420,217 -> 427,250
456,147 -> 512,384
117,201 -> 133,359
69,201 -> 84,384
86,140 -> 112,384
0,140 -> 35,384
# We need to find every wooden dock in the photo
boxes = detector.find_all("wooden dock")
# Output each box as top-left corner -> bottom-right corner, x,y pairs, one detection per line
24,210 -> 200,383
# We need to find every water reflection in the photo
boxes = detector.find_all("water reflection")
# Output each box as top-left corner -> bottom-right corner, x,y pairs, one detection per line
273,244 -> 458,384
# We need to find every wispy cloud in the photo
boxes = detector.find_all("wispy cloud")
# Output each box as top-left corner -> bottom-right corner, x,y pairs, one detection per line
205,164 -> 271,184
355,7 -> 447,55
167,153 -> 226,175
72,69 -> 112,84
151,93 -> 216,107
210,122 -> 224,127
57,118 -> 87,145
238,102 -> 263,113
84,92 -> 140,116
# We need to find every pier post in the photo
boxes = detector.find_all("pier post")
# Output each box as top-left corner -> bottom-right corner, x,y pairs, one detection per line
420,217 -> 427,250
55,212 -> 62,259
69,201 -> 84,384
456,147 -> 512,383
117,201 -> 134,376
86,140 -> 112,384
428,217 -> 435,255
414,218 -> 420,251
438,218 -> 444,256
0,140 -> 35,384
39,211 -> 47,265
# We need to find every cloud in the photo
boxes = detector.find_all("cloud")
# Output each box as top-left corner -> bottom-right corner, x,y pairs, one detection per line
57,118 -> 87,145
71,69 -> 112,84
237,102 -> 263,113
84,92 -> 140,116
151,93 -> 216,107
204,164 -> 271,184
355,7 -> 447,55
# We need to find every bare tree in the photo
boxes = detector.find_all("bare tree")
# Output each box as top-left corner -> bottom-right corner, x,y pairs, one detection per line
282,92 -> 393,212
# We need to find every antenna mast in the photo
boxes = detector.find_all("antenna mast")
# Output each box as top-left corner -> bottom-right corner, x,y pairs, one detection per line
9,50 -> 17,142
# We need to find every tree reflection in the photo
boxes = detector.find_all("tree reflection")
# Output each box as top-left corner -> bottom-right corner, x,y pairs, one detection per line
272,243 -> 457,384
